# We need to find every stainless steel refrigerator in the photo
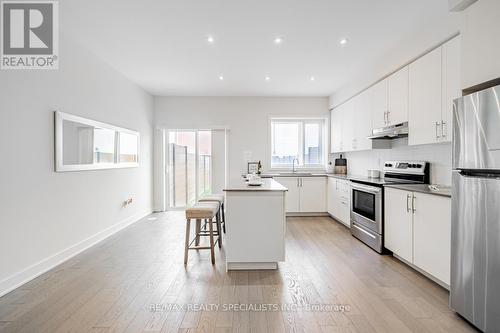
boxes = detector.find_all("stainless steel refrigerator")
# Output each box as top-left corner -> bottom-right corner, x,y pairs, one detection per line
451,83 -> 500,332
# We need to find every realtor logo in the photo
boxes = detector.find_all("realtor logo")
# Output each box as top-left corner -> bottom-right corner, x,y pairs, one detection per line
1,0 -> 58,69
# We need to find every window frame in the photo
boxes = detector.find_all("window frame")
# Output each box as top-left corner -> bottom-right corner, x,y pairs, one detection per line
269,116 -> 327,171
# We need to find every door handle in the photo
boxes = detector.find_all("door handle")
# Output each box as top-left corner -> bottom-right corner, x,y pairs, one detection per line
406,194 -> 411,213
441,120 -> 447,139
412,195 -> 416,213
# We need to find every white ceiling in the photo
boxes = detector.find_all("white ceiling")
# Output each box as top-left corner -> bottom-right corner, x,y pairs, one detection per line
63,0 -> 454,97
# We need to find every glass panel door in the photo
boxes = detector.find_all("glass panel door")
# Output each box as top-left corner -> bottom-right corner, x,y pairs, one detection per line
352,189 -> 376,221
168,130 -> 212,209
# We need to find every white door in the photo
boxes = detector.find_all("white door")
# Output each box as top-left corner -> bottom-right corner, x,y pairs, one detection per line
441,36 -> 461,143
387,66 -> 409,125
354,90 -> 372,151
413,192 -> 451,285
409,47 -> 442,145
330,109 -> 342,153
327,177 -> 336,216
384,188 -> 413,262
370,79 -> 388,129
275,177 -> 300,213
300,177 -> 327,212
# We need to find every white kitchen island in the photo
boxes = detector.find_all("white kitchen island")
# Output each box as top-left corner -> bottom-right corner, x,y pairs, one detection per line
223,178 -> 287,270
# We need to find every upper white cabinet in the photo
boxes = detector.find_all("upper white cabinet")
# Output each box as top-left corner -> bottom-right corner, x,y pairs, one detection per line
370,66 -> 409,129
384,187 -> 451,286
387,66 -> 409,126
330,106 -> 343,153
330,35 -> 460,152
409,47 -> 442,145
370,79 -> 388,129
353,90 -> 372,151
441,35 -> 461,142
409,36 -> 461,145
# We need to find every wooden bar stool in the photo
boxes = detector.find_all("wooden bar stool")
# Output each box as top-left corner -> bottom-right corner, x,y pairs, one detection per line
198,194 -> 226,233
184,202 -> 221,265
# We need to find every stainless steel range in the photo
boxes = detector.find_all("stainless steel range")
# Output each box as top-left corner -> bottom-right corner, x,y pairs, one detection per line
350,161 -> 430,253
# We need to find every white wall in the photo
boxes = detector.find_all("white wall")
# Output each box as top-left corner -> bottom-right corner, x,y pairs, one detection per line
331,141 -> 452,185
155,97 -> 329,183
0,37 -> 154,296
460,0 -> 500,88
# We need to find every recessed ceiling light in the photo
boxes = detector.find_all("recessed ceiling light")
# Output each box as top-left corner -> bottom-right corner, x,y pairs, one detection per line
218,75 -> 224,81
274,37 -> 283,44
265,76 -> 271,81
207,35 -> 215,44
310,76 -> 315,81
339,38 -> 349,45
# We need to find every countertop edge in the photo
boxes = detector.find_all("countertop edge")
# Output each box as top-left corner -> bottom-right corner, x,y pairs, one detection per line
384,184 -> 452,198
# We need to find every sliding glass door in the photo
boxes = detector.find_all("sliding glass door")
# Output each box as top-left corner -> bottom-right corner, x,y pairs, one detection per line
167,130 -> 212,209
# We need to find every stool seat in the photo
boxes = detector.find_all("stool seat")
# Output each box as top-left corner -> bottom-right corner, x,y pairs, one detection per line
185,202 -> 218,219
199,194 -> 224,204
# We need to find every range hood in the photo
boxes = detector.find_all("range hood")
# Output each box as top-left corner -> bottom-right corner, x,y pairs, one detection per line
368,122 -> 408,140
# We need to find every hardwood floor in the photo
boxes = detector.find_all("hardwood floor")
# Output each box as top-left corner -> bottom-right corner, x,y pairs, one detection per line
0,213 -> 477,333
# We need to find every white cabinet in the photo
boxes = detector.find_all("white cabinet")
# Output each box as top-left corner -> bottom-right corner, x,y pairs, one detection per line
327,177 -> 350,227
409,47 -> 442,145
275,177 -> 326,214
413,192 -> 451,285
384,188 -> 413,262
353,90 -> 372,151
370,79 -> 388,130
387,66 -> 409,126
441,35 -> 461,143
409,36 -> 461,145
275,177 -> 300,213
330,91 -> 373,153
300,177 -> 327,212
384,187 -> 451,286
370,66 -> 409,129
330,108 -> 342,153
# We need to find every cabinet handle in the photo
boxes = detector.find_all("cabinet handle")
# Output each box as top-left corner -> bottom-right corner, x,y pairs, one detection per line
386,110 -> 390,124
412,195 -> 416,213
441,120 -> 447,139
435,122 -> 441,140
297,178 -> 299,187
384,111 -> 387,124
300,178 -> 303,187
406,194 -> 411,213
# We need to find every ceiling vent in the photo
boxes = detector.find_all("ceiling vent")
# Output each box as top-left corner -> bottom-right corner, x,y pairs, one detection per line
449,0 -> 478,12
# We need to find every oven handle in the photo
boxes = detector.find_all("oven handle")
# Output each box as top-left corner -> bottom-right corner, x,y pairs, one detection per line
352,224 -> 376,239
351,183 -> 381,194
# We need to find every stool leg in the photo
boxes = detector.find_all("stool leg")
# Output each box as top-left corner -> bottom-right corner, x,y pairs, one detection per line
222,203 -> 226,233
208,218 -> 215,264
216,210 -> 222,248
195,219 -> 201,246
184,219 -> 191,265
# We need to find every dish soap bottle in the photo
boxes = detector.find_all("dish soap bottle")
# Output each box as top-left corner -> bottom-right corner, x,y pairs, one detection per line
257,161 -> 262,174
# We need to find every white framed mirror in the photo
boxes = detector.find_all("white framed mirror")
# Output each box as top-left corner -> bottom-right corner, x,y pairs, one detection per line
55,111 -> 140,172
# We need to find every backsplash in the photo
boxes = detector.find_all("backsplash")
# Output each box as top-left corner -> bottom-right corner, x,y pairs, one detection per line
330,139 -> 452,185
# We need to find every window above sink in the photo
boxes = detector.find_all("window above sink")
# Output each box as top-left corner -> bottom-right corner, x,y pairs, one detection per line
269,117 -> 327,171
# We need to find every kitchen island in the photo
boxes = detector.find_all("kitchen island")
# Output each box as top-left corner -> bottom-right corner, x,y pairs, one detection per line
223,178 -> 287,270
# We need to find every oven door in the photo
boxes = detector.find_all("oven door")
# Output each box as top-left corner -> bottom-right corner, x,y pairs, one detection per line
350,182 -> 382,234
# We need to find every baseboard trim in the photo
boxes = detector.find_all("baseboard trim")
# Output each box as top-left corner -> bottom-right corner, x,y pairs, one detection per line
286,212 -> 329,217
0,208 -> 152,298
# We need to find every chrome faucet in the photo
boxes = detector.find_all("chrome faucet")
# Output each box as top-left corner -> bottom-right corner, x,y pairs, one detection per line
292,157 -> 299,173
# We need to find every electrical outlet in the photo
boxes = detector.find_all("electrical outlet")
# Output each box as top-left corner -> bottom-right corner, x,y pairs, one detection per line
123,198 -> 133,207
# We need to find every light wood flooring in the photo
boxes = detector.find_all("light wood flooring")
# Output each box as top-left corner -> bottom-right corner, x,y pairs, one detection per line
0,213 -> 477,333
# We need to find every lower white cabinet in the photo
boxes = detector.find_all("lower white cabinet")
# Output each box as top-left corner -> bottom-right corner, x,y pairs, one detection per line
275,177 -> 326,214
384,187 -> 451,285
327,177 -> 351,227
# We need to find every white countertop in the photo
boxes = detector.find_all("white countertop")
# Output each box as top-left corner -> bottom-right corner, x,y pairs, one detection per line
224,178 -> 287,192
